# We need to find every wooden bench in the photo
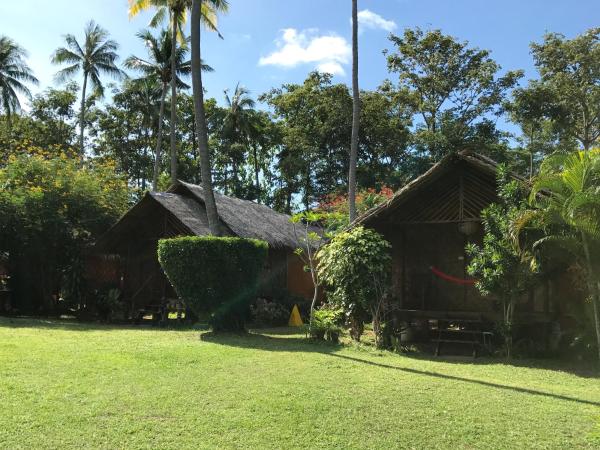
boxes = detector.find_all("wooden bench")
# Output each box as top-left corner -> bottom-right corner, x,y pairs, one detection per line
432,318 -> 493,357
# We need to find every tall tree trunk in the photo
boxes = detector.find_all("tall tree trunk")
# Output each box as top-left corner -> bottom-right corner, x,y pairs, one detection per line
192,0 -> 220,235
152,82 -> 168,191
79,71 -> 88,161
170,12 -> 178,185
141,126 -> 150,191
285,189 -> 292,214
252,142 -> 260,202
348,0 -> 360,223
581,232 -> 600,362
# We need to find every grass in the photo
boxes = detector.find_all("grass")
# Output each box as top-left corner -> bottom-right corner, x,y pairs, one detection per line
0,318 -> 599,449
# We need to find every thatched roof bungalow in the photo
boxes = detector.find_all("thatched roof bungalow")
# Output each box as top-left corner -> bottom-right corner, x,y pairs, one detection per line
93,181 -> 313,316
354,151 -> 579,342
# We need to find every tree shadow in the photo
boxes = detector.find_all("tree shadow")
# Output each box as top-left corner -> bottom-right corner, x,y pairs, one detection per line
201,330 -> 600,407
328,353 -> 600,407
0,316 -> 205,333
411,352 -> 598,378
204,328 -> 599,379
200,328 -> 339,354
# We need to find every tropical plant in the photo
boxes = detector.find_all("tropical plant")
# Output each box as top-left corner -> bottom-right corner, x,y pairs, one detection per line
51,21 -> 124,158
290,211 -> 328,328
514,150 -> 600,361
466,166 -> 538,358
317,226 -> 392,348
311,305 -> 344,342
128,0 -> 226,184
316,186 -> 394,232
125,28 -> 204,190
0,84 -> 78,161
0,36 -> 38,121
348,0 -> 359,223
93,78 -> 163,192
0,152 -> 128,313
222,83 -> 257,195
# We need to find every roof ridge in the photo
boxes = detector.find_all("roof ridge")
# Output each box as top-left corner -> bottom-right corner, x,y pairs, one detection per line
353,151 -> 519,226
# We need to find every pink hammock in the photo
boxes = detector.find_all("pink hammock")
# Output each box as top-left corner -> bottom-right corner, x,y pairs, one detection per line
430,266 -> 476,285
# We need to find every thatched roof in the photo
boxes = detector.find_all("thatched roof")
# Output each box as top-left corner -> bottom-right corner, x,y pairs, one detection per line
169,181 -> 299,249
354,151 -> 523,226
96,181 -> 301,252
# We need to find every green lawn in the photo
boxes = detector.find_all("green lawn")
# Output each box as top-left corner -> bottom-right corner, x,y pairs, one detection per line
0,318 -> 599,449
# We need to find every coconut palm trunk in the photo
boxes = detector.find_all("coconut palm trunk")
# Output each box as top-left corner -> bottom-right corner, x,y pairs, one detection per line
153,81 -> 169,191
348,0 -> 359,223
79,71 -> 88,159
169,12 -> 179,184
191,0 -> 220,235
252,143 -> 260,201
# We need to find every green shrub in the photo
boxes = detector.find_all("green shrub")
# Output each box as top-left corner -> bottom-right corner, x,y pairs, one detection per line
310,305 -> 344,342
157,236 -> 268,332
317,226 -> 391,347
0,153 -> 128,314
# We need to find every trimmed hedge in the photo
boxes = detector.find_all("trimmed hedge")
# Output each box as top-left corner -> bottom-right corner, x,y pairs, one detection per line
157,236 -> 268,331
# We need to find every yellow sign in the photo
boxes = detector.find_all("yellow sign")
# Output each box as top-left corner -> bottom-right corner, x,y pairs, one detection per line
288,304 -> 303,327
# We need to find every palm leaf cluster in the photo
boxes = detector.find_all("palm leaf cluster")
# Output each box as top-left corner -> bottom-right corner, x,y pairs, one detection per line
0,36 -> 38,118
128,0 -> 227,184
519,150 -> 600,254
52,21 -> 123,99
514,149 -> 600,360
128,0 -> 227,39
51,21 -> 125,156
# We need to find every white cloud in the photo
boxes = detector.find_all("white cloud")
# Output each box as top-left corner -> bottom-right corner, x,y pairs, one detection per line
259,28 -> 351,76
356,9 -> 397,32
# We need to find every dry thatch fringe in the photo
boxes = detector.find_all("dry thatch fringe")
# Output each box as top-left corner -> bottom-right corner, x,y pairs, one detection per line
354,151 -> 527,227
168,181 -> 300,249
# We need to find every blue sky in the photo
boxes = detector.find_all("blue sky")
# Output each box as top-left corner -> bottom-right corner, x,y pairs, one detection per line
1,0 -> 599,111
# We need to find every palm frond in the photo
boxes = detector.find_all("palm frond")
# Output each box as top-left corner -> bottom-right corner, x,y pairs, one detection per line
128,0 -> 155,18
63,34 -> 85,57
0,80 -> 19,115
51,47 -> 83,65
53,63 -> 80,84
148,7 -> 168,28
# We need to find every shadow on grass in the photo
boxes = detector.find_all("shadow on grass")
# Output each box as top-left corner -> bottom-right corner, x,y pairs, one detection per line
201,330 -> 600,407
398,349 -> 600,379
0,316 -> 205,333
328,353 -> 600,407
203,328 -> 600,379
200,328 -> 337,353
4,318 -> 598,405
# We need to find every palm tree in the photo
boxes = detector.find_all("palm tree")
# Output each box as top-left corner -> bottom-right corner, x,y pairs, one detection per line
125,29 -> 213,191
223,83 -> 256,194
348,0 -> 360,223
516,150 -> 600,361
0,36 -> 38,123
127,77 -> 163,191
52,21 -> 124,157
191,0 -> 228,235
128,0 -> 223,185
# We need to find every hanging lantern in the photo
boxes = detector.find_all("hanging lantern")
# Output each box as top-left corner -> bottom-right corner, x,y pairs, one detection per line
458,220 -> 479,236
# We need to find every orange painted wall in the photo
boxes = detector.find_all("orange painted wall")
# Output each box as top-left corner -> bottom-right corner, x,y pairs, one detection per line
286,253 -> 318,301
